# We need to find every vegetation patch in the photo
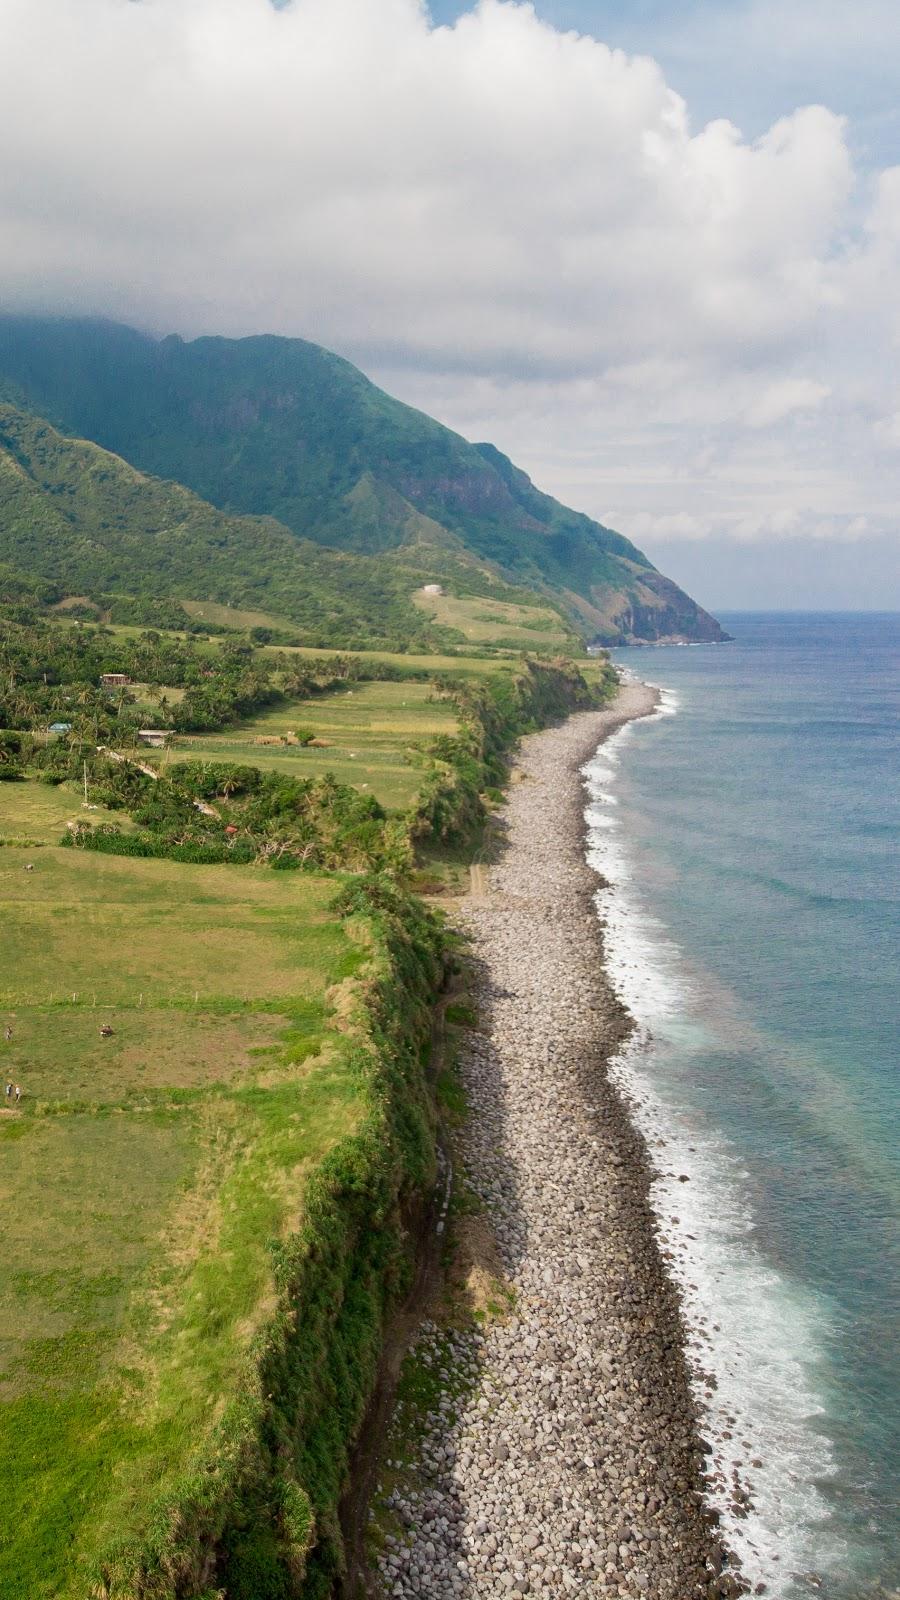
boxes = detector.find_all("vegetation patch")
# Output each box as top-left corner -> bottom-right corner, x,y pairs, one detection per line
84,876 -> 448,1600
0,775 -> 133,845
181,600 -> 298,634
0,845 -> 366,1599
0,588 -> 617,1598
414,587 -> 577,651
170,680 -> 459,811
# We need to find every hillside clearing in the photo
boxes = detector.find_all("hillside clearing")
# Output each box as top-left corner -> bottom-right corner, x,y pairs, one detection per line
413,588 -> 573,649
181,599 -> 294,633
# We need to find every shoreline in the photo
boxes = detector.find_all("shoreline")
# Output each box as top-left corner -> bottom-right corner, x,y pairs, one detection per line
372,682 -> 743,1599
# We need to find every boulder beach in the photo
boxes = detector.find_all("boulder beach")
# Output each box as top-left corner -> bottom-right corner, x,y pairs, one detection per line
373,683 -> 743,1599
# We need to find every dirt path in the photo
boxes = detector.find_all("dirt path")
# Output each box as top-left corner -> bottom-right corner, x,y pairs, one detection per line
468,862 -> 490,900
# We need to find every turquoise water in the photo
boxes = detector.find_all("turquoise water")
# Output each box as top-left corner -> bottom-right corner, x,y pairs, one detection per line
585,614 -> 899,1597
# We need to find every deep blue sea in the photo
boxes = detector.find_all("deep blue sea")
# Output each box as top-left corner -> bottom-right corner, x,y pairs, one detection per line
583,613 -> 899,1599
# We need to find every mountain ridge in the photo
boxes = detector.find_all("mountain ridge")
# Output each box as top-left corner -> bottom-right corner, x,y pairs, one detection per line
0,315 -> 726,645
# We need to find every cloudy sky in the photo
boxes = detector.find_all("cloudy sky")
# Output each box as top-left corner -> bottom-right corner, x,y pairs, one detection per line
2,0 -> 898,609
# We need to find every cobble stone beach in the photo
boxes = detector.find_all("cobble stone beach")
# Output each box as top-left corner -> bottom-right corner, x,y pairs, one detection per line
374,684 -> 741,1600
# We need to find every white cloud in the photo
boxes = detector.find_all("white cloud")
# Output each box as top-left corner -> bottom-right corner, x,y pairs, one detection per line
0,0 -> 857,363
608,0 -> 900,166
0,0 -> 897,597
625,507 -> 876,546
874,412 -> 900,449
745,379 -> 831,429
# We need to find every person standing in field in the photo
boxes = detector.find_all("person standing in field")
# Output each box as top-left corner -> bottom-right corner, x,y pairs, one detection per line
13,1085 -> 21,1105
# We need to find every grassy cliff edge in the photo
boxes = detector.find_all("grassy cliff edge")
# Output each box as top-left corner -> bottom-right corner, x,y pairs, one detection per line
0,655 -> 610,1599
93,878 -> 447,1600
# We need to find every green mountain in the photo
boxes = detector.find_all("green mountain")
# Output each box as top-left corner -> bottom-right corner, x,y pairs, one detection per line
0,402 -> 463,649
0,315 -> 726,644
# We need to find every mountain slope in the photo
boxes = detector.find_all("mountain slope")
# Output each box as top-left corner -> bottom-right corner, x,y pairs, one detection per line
0,403 -> 464,649
0,316 -> 725,645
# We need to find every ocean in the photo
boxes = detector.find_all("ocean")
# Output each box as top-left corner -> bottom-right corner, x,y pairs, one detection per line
583,612 -> 899,1599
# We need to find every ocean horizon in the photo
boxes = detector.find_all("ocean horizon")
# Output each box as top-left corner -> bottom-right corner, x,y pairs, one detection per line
585,611 -> 899,1598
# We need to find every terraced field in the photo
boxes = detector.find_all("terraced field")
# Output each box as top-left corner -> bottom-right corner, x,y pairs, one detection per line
166,680 -> 460,810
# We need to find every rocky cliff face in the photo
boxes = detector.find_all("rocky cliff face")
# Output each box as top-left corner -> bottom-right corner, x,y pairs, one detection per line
601,570 -> 729,646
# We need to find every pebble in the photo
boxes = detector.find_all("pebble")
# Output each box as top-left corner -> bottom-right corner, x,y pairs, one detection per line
373,688 -> 745,1599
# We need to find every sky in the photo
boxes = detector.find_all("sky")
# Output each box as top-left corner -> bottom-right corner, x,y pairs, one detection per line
2,0 -> 899,610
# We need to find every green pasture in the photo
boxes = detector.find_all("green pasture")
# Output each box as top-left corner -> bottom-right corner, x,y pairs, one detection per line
53,617 -> 194,645
166,679 -> 460,811
0,613 -> 605,1593
0,776 -> 134,847
261,643 -> 519,676
412,588 -> 572,649
184,596 -> 572,653
127,681 -> 186,711
49,603 -> 567,671
0,841 -> 365,1599
579,655 -> 617,686
181,598 -> 292,632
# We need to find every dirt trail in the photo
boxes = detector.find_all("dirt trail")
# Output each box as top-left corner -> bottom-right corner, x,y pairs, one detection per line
468,862 -> 490,900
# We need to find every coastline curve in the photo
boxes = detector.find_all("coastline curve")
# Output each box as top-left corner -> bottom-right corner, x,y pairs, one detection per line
369,681 -> 744,1599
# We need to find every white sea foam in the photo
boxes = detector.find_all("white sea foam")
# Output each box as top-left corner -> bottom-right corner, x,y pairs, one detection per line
583,697 -> 848,1598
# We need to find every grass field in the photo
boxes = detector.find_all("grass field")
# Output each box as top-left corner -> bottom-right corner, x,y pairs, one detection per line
48,607 -> 575,670
53,617 -> 193,644
412,588 -> 572,649
181,599 -> 293,632
165,680 -> 460,811
183,596 -> 573,652
0,620 -> 605,1593
264,642 -> 519,676
578,655 -> 618,688
53,600 -> 288,636
0,834 -> 366,1600
127,681 -> 186,712
0,777 -> 134,846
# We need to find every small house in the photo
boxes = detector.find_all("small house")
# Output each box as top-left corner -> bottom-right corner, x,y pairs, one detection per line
422,583 -> 444,596
100,673 -> 131,690
137,729 -> 170,749
48,722 -> 72,735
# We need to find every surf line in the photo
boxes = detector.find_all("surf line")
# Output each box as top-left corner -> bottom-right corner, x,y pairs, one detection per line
582,685 -> 843,1597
